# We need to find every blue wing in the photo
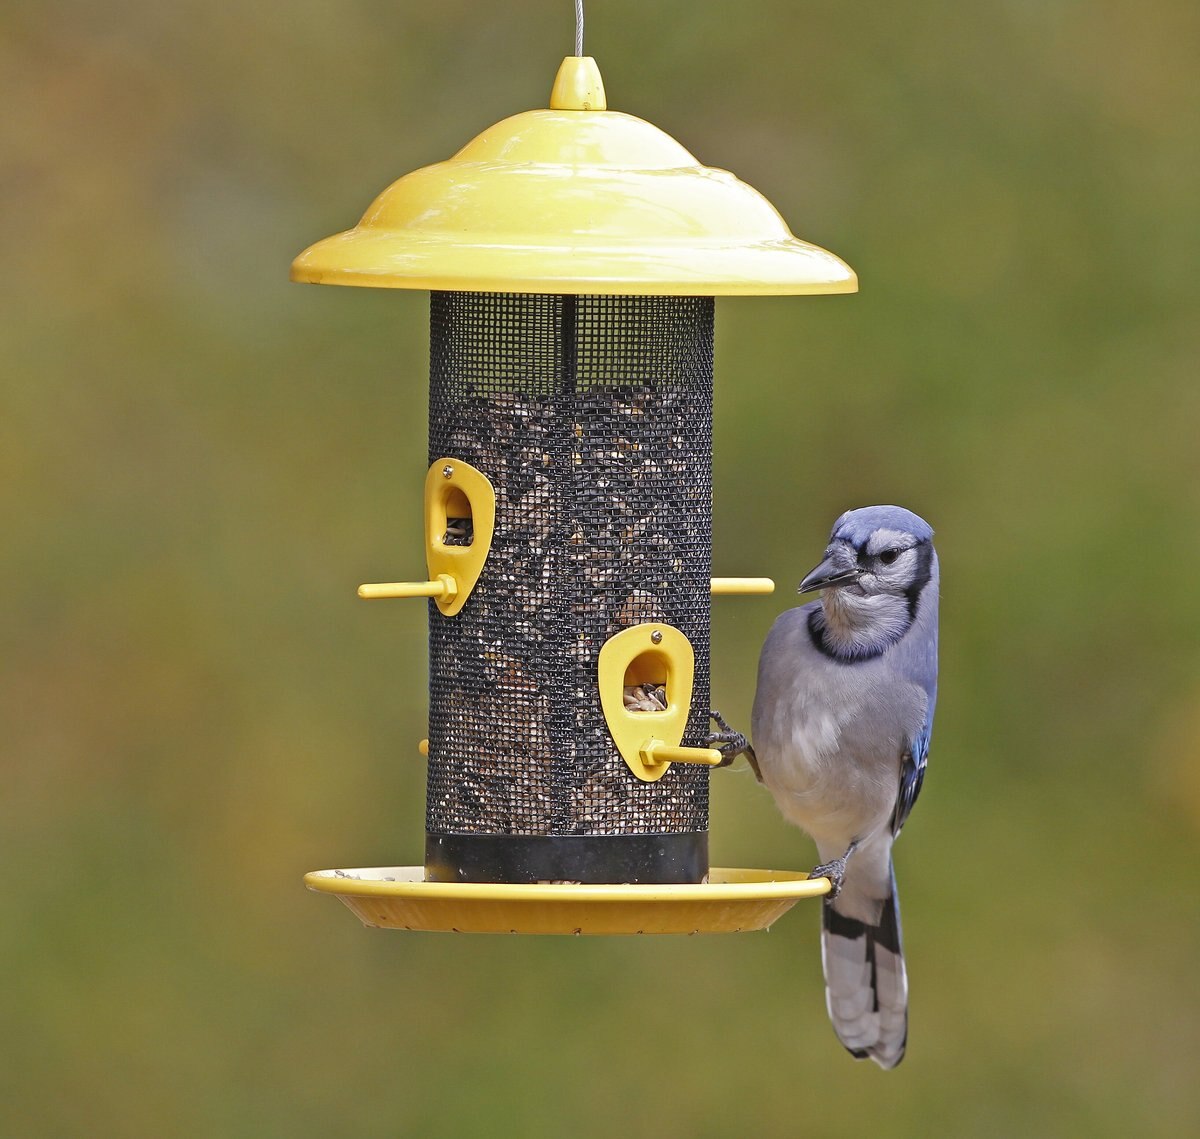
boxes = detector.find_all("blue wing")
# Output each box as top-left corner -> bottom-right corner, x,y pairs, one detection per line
891,693 -> 935,838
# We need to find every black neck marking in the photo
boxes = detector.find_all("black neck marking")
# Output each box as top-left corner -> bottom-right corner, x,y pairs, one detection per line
904,540 -> 934,622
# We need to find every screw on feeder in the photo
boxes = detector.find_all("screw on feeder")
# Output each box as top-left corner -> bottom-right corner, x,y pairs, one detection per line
650,629 -> 663,644
442,464 -> 454,478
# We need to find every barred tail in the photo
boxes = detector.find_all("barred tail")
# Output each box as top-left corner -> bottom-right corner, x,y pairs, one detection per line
820,862 -> 908,1069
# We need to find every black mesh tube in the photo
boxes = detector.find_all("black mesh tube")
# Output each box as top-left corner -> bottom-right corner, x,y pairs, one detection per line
424,292 -> 714,883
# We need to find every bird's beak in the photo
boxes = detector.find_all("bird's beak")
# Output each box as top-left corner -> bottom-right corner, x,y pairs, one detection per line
798,556 -> 861,594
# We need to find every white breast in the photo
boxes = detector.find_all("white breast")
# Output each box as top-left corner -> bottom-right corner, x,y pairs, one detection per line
751,607 -> 907,849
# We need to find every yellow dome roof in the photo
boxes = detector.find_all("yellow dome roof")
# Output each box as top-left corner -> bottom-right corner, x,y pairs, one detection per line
291,58 -> 856,296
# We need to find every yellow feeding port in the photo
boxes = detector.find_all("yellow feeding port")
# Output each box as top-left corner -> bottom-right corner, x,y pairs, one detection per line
292,56 -> 856,296
356,458 -> 496,617
598,623 -> 721,781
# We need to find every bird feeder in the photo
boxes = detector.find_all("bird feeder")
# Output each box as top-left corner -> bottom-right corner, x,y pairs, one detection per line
297,52 -> 852,934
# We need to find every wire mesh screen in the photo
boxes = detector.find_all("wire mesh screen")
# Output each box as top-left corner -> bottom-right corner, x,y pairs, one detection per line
425,291 -> 714,859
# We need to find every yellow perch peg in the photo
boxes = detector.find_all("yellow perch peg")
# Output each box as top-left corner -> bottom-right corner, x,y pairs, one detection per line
710,578 -> 775,594
418,739 -> 429,756
639,740 -> 724,768
358,574 -> 458,601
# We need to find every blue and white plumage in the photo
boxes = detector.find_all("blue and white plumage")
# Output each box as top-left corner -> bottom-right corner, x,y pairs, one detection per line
751,505 -> 939,1069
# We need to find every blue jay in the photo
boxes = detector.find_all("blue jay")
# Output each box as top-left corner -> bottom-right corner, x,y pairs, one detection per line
720,505 -> 938,1069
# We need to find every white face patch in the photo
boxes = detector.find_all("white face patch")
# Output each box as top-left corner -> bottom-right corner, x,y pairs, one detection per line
860,529 -> 922,594
823,587 -> 913,646
865,529 -> 917,558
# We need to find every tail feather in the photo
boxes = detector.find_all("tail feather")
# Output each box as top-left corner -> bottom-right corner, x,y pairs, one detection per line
820,864 -> 907,1069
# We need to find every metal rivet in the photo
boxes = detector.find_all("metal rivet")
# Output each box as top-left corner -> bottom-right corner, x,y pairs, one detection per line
650,629 -> 663,644
442,464 -> 454,479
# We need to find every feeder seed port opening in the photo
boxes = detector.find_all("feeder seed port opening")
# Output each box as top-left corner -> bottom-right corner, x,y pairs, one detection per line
295,46 -> 853,933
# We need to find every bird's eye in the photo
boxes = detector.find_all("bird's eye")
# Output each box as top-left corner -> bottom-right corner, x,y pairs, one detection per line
878,549 -> 901,566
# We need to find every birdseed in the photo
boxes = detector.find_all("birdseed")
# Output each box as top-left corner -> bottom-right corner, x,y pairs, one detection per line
424,292 -> 714,839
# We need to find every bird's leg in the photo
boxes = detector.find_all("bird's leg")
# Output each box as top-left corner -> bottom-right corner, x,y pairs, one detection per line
706,710 -> 763,781
809,839 -> 860,899
706,710 -> 747,763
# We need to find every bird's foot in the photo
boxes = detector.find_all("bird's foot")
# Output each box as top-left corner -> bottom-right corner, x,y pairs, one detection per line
707,710 -> 748,765
809,841 -> 859,899
706,711 -> 764,781
809,856 -> 849,898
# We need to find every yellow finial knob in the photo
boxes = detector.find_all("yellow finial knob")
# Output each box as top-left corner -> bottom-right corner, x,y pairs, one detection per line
550,56 -> 607,111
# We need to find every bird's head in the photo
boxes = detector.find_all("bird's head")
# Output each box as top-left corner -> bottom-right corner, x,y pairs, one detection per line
800,506 -> 935,602
799,506 -> 937,657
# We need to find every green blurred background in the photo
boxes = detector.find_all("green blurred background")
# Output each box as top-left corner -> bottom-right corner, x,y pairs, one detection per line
4,2 -> 1198,1135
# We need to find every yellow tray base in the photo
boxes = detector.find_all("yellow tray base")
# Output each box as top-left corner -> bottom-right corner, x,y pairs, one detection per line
304,866 -> 830,935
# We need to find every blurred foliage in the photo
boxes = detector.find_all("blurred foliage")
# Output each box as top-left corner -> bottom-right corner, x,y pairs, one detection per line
2,2 -> 1199,1136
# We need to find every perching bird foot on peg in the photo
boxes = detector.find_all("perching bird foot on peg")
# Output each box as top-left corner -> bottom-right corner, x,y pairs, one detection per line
707,709 -> 762,780
706,709 -> 746,764
807,840 -> 860,900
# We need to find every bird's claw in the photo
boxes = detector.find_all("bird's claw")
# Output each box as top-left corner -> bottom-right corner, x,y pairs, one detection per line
707,711 -> 763,780
810,860 -> 845,897
706,710 -> 749,767
707,731 -> 749,767
809,856 -> 849,898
